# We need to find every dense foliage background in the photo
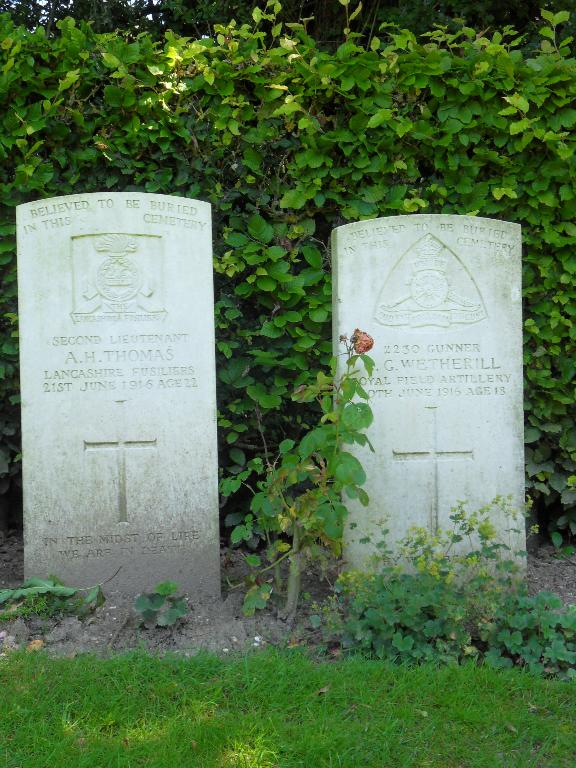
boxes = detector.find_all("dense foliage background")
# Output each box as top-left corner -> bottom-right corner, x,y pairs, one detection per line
0,3 -> 574,534
2,0 -> 575,43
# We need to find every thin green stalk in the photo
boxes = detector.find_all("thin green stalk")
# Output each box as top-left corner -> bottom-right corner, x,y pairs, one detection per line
283,525 -> 302,618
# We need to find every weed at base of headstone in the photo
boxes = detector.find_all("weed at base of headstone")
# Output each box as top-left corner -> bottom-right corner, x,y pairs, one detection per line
0,576 -> 105,621
551,530 -> 576,562
308,504 -> 576,680
133,581 -> 188,628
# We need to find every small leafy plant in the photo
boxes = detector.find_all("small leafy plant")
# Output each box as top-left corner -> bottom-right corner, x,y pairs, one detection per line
551,529 -> 576,560
0,577 -> 104,620
221,330 -> 375,618
133,581 -> 188,627
334,570 -> 480,666
328,571 -> 576,679
394,497 -> 524,584
318,504 -> 576,679
478,590 -> 576,679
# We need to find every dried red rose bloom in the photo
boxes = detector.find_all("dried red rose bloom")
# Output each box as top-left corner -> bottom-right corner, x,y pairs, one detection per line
351,329 -> 374,354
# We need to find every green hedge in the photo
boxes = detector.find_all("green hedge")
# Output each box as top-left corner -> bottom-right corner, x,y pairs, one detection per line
0,10 -> 574,530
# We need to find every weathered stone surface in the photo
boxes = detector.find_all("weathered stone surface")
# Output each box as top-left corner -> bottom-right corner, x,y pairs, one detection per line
332,214 -> 525,568
17,193 -> 220,596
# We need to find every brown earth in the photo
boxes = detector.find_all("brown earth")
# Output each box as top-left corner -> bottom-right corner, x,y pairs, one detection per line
0,530 -> 326,657
1,529 -> 576,658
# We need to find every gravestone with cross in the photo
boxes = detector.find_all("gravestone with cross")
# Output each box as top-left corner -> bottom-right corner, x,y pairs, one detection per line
332,214 -> 525,567
17,193 -> 220,596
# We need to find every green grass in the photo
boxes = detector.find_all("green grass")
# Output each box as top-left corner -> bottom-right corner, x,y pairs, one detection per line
1,649 -> 575,767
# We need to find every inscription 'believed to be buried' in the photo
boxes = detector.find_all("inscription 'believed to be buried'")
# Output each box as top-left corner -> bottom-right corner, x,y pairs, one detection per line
22,197 -> 207,234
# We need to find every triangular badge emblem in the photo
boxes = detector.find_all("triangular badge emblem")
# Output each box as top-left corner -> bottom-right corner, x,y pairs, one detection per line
375,233 -> 487,328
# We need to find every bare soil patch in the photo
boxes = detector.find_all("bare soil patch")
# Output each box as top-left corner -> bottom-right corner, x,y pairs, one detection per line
1,529 -> 575,658
0,530 -> 323,657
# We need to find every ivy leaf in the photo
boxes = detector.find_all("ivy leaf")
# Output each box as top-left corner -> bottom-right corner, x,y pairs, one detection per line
58,69 -> 80,92
367,108 -> 392,128
246,384 -> 281,409
492,187 -> 518,200
301,246 -> 322,268
248,214 -> 274,243
256,276 -> 277,291
525,427 -> 541,443
229,447 -> 246,466
504,93 -> 529,113
279,189 -> 307,209
225,231 -> 249,247
309,308 -> 328,322
104,84 -> 135,107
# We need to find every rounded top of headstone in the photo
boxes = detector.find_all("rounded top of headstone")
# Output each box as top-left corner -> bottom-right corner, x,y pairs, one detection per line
331,213 -> 521,235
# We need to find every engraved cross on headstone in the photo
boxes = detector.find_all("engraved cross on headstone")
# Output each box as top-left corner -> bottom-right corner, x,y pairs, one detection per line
392,405 -> 474,533
84,400 -> 157,523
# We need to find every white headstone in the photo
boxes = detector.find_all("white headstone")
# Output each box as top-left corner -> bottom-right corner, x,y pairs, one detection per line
332,214 -> 525,567
17,192 -> 220,597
